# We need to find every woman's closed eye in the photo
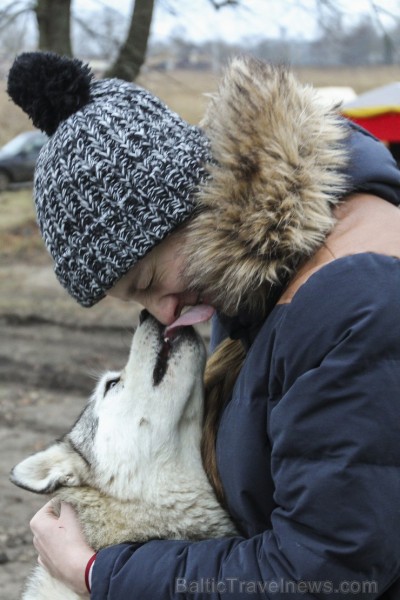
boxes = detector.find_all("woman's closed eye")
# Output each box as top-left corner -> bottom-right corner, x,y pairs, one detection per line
142,272 -> 154,292
126,271 -> 154,297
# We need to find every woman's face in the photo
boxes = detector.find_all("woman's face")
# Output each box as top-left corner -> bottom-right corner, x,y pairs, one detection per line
106,230 -> 203,326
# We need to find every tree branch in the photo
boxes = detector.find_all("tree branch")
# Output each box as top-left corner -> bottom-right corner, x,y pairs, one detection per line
73,14 -> 120,50
208,0 -> 240,10
0,2 -> 35,33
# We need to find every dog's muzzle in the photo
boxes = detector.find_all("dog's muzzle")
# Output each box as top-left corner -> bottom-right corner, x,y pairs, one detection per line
139,311 -> 198,387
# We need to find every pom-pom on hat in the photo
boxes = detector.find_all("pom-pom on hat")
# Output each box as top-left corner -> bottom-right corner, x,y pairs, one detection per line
7,52 -> 211,307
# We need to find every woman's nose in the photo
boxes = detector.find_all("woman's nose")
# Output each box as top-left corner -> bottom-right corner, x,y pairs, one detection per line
141,296 -> 180,326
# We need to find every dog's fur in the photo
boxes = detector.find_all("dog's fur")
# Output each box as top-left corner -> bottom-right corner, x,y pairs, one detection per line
11,313 -> 237,600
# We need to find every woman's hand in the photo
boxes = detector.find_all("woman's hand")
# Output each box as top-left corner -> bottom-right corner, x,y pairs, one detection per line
30,500 -> 95,597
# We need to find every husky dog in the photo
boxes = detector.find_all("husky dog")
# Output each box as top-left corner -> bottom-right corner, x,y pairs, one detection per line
11,310 -> 237,600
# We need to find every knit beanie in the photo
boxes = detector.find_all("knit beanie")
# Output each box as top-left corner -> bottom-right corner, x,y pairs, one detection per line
7,52 -> 212,307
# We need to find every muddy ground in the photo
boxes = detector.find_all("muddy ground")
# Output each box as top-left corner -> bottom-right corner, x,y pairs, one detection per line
0,256 -> 210,598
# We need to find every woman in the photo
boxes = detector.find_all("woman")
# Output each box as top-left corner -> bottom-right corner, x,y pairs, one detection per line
8,52 -> 400,599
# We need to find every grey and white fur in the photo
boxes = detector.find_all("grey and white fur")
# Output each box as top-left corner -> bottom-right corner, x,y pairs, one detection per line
11,312 -> 237,600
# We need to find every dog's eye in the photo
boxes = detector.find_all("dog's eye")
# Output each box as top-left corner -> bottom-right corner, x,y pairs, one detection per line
104,377 -> 120,395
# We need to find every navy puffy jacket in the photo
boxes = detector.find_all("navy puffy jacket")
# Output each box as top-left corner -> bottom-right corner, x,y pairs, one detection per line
92,124 -> 400,599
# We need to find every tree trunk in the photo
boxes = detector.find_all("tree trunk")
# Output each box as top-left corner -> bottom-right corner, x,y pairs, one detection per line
105,0 -> 155,82
383,33 -> 394,65
35,0 -> 72,56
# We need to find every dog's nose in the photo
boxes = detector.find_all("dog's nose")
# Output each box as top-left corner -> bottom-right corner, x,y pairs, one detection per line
139,309 -> 150,325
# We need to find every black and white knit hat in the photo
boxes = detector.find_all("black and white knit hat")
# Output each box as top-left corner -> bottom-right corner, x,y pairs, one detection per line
7,52 -> 211,307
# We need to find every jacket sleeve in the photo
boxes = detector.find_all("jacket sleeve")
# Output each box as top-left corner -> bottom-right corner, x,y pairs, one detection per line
91,254 -> 400,599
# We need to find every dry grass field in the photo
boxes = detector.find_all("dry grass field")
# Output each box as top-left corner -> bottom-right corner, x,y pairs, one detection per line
141,64 -> 400,123
1,63 -> 400,144
293,64 -> 400,93
0,190 -> 43,262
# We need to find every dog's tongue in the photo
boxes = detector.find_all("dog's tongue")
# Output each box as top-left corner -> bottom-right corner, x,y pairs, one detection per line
166,305 -> 215,334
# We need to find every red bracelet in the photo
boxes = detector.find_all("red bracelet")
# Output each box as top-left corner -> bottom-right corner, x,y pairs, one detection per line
85,552 -> 97,593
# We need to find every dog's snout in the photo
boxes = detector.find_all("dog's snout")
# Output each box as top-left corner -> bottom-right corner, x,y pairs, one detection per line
139,309 -> 150,325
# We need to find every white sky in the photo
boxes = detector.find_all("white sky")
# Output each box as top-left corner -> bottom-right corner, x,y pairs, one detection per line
76,0 -> 400,43
0,0 -> 398,45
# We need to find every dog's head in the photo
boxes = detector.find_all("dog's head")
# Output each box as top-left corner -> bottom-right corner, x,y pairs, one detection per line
10,312 -> 207,499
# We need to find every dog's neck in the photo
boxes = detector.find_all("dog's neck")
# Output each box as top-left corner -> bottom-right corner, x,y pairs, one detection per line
88,416 -> 205,502
65,432 -> 239,550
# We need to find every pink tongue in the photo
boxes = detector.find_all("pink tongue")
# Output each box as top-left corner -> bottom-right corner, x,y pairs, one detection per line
166,305 -> 215,334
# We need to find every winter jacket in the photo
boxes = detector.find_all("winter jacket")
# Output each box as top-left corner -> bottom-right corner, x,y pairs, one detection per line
92,58 -> 400,599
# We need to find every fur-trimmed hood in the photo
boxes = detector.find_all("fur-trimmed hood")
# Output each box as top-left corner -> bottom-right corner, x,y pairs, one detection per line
184,56 -> 349,316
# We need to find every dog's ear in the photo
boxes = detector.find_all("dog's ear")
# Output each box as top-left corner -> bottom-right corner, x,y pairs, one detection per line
10,440 -> 88,494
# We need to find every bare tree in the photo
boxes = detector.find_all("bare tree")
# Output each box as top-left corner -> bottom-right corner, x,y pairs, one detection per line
35,0 -> 72,55
73,7 -> 124,61
105,0 -> 154,80
208,0 -> 238,7
371,2 -> 396,64
0,1 -> 33,55
1,0 -> 399,77
0,0 -> 242,81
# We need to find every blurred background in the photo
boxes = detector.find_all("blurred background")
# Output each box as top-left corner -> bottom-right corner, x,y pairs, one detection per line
1,1 -> 400,597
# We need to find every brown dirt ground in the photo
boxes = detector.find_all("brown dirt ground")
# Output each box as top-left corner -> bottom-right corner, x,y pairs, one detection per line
0,248 -> 211,598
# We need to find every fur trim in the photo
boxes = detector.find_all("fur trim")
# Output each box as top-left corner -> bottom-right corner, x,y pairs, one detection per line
185,56 -> 349,316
